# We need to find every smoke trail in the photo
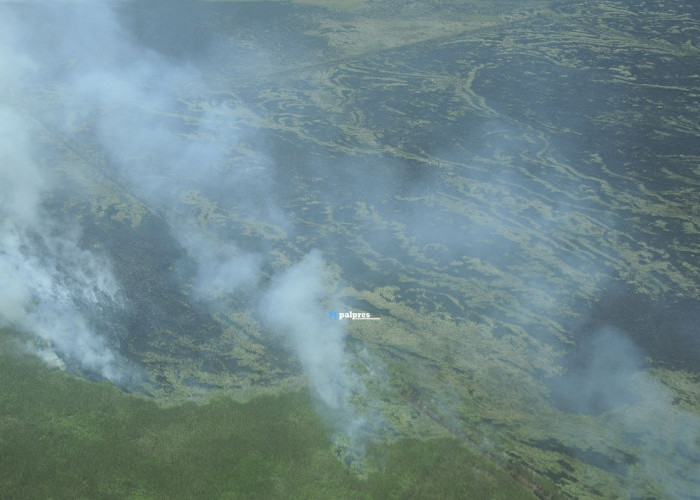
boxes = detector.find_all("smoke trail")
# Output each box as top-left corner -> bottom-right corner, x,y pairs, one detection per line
260,250 -> 377,445
0,63 -> 126,381
260,250 -> 357,409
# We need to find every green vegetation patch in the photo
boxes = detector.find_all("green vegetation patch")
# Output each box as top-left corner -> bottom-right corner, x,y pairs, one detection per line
0,332 -> 537,499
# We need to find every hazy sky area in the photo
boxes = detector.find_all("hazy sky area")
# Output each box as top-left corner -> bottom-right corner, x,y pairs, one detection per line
1,0 -> 699,497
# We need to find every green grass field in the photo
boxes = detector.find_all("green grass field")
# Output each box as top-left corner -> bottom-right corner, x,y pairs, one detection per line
0,331 -> 543,499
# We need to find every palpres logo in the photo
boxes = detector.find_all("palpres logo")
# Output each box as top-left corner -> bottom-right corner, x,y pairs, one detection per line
328,310 -> 381,321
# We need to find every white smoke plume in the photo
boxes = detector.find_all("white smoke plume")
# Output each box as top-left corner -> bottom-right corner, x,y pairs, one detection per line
0,2 -> 240,382
0,77 -> 126,380
43,1 -> 278,301
260,250 -> 378,448
260,250 -> 358,410
3,1 -> 269,295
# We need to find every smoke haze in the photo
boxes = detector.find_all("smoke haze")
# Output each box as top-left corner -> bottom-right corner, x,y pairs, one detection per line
1,0 -> 371,438
2,0 -> 699,495
549,327 -> 700,497
0,82 -> 127,380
